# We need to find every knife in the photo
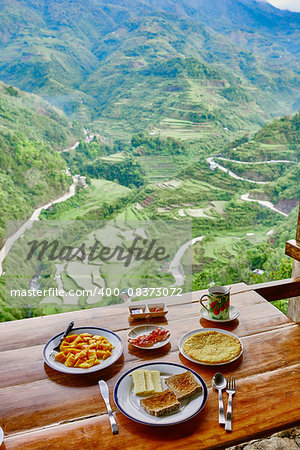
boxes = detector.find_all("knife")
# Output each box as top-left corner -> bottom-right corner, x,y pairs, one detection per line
98,380 -> 119,435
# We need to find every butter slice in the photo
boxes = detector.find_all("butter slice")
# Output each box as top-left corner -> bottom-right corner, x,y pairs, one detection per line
144,370 -> 155,394
132,369 -> 162,395
151,370 -> 162,393
132,370 -> 146,395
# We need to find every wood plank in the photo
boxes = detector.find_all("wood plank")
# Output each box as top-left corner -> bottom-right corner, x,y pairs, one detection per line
296,203 -> 300,244
284,203 -> 300,264
235,278 -> 300,305
0,298 -> 293,389
249,277 -> 300,302
286,239 -> 300,263
1,325 -> 299,436
3,364 -> 300,450
1,285 -> 298,449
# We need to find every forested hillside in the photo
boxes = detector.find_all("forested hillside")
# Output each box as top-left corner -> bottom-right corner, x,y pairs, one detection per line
0,81 -> 81,148
0,0 -> 299,141
224,112 -> 300,161
0,133 -> 70,238
1,108 -> 299,321
219,112 -> 300,203
0,82 -> 81,239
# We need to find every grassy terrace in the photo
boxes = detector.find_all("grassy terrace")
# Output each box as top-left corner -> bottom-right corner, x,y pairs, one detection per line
43,179 -> 131,221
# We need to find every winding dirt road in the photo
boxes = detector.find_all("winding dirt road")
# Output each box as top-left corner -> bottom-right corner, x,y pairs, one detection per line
207,156 -> 297,216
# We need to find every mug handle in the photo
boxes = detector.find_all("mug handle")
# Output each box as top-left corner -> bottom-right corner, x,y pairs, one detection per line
200,294 -> 210,313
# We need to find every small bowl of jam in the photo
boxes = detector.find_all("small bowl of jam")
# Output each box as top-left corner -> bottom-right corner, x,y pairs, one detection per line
148,303 -> 167,317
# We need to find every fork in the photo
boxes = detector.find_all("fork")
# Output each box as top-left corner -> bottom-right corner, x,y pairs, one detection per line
225,376 -> 236,431
50,321 -> 74,358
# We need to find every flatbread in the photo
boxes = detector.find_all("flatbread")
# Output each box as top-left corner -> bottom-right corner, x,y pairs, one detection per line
182,330 -> 241,363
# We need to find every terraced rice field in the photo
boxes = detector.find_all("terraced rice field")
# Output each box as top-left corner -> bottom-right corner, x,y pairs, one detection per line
100,153 -> 126,162
153,118 -> 216,139
198,227 -> 275,264
55,179 -> 131,220
139,155 -> 186,182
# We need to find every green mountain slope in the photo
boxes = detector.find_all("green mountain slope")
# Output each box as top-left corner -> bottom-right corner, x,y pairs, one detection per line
224,112 -> 300,161
0,1 -> 299,140
219,112 -> 300,204
0,81 -> 81,149
0,82 -> 81,240
0,134 -> 70,238
0,1 -> 299,321
85,43 -> 272,140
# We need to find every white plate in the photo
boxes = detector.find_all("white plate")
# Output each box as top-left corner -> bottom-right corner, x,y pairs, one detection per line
113,362 -> 207,426
200,305 -> 240,322
0,426 -> 3,446
43,327 -> 123,374
128,325 -> 170,349
179,328 -> 243,366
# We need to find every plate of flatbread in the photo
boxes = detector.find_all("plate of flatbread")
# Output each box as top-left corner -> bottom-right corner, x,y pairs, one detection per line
179,328 -> 243,365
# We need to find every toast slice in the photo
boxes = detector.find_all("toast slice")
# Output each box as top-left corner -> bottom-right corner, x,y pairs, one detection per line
140,389 -> 180,416
165,371 -> 202,401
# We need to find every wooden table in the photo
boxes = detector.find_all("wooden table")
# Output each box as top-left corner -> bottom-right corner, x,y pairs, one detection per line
1,283 -> 300,449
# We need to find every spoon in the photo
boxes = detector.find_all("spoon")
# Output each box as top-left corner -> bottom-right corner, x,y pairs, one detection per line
0,426 -> 4,446
212,372 -> 226,425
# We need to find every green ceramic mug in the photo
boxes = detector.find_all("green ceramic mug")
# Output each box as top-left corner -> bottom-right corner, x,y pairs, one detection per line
200,285 -> 230,320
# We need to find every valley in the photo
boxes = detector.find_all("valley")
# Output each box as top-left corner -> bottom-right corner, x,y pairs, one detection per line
3,120 -> 295,319
0,0 -> 299,321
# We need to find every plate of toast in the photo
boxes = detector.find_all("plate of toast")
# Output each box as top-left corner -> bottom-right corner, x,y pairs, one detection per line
113,362 -> 207,425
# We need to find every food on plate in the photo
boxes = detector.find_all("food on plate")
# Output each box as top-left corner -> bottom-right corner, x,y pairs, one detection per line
128,327 -> 170,347
182,330 -> 241,364
136,369 -> 202,417
149,306 -> 163,312
132,369 -> 162,395
165,371 -> 202,401
145,370 -> 155,393
132,368 -> 204,418
140,389 -> 181,416
131,308 -> 144,314
54,333 -> 114,368
151,370 -> 163,393
132,369 -> 148,395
